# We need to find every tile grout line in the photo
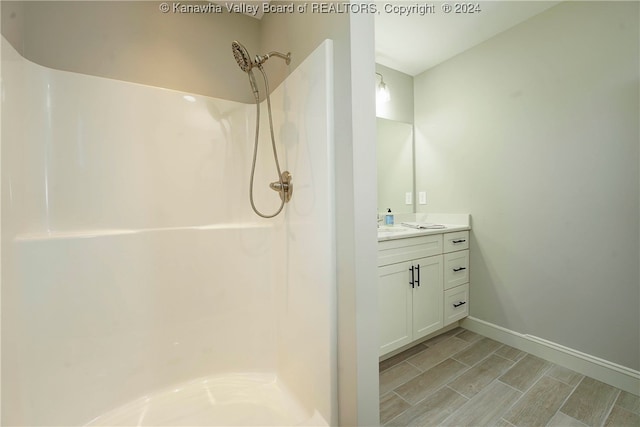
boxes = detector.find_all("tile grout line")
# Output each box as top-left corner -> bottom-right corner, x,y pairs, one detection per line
408,383 -> 465,408
435,339 -> 524,424
491,352 -> 516,365
433,385 -> 472,426
496,362 -> 557,425
379,342 -> 432,374
392,389 -> 413,407
381,331 -> 479,426
380,352 -> 425,375
380,333 -> 476,403
489,376 -> 528,425
545,371 -> 585,426
542,368 -> 585,387
598,388 -> 622,427
382,390 -> 420,426
405,358 -> 425,373
450,346 -> 503,370
436,335 -> 492,372
380,369 -> 419,398
437,352 -> 524,427
395,358 -> 475,409
445,384 -> 470,401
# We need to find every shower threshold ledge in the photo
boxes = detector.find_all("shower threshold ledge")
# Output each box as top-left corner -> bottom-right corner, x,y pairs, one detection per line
14,223 -> 272,242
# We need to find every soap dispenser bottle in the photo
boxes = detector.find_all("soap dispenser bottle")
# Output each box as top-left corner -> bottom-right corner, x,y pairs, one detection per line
385,208 -> 394,225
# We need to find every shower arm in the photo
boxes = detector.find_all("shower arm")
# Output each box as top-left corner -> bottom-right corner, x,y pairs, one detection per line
255,52 -> 291,67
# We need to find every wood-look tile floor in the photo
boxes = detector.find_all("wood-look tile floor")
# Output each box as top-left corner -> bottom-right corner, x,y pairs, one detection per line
380,328 -> 640,427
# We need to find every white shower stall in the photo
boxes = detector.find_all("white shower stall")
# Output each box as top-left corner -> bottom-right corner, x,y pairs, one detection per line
2,31 -> 336,425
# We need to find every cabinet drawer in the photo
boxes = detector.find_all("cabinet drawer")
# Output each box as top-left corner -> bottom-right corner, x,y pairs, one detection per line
378,234 -> 443,266
444,250 -> 469,290
443,231 -> 469,253
444,284 -> 469,326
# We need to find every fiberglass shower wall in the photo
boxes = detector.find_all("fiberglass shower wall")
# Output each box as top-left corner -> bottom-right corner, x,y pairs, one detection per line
1,32 -> 335,426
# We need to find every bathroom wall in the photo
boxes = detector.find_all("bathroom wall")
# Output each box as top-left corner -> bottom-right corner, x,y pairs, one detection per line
414,1 -> 639,370
1,1 -> 260,102
258,2 -> 348,97
375,63 -> 414,123
267,40 -> 335,423
260,7 -> 380,426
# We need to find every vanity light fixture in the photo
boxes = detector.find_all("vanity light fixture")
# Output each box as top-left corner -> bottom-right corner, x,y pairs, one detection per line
376,72 -> 390,103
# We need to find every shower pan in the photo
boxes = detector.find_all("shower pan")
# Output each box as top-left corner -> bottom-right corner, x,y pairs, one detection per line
1,32 -> 336,426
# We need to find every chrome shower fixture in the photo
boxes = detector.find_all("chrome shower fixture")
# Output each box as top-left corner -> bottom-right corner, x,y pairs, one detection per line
255,51 -> 291,67
231,41 -> 291,72
231,41 -> 253,72
269,171 -> 293,203
231,40 -> 293,218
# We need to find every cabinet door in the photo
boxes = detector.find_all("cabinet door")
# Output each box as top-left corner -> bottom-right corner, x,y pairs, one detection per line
378,262 -> 413,356
412,255 -> 444,340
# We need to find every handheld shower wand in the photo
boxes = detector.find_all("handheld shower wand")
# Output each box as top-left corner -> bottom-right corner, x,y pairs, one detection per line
231,41 -> 260,99
231,41 -> 293,218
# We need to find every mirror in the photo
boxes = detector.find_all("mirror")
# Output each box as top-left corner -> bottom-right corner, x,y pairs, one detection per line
376,118 -> 414,214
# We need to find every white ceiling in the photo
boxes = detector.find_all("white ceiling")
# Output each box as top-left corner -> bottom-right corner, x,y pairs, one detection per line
375,1 -> 560,76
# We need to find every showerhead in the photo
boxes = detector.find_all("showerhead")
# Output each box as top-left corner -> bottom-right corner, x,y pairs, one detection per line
232,41 -> 292,72
232,41 -> 253,72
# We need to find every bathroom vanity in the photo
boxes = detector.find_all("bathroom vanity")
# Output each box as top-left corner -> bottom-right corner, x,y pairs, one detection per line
377,216 -> 470,357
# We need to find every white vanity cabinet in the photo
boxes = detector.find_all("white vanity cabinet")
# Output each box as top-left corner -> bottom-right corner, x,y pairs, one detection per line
378,234 -> 444,356
378,229 -> 470,357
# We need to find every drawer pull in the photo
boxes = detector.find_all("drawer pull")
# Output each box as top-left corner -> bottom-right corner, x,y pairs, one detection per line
453,301 -> 467,308
452,239 -> 466,244
453,267 -> 467,272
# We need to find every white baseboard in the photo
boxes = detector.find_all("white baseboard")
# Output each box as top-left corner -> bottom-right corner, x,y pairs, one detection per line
461,317 -> 640,395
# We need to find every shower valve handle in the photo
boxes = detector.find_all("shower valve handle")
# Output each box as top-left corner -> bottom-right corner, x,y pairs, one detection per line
269,171 -> 293,203
269,182 -> 289,191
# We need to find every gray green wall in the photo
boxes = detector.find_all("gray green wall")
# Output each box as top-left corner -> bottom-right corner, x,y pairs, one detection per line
1,1 -> 260,102
414,1 -> 639,370
375,63 -> 413,124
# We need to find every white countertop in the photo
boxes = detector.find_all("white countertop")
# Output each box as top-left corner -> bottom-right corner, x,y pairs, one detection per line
377,224 -> 470,241
377,213 -> 471,242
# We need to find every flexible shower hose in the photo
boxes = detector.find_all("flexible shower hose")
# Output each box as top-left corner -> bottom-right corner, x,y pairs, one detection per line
247,65 -> 286,218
